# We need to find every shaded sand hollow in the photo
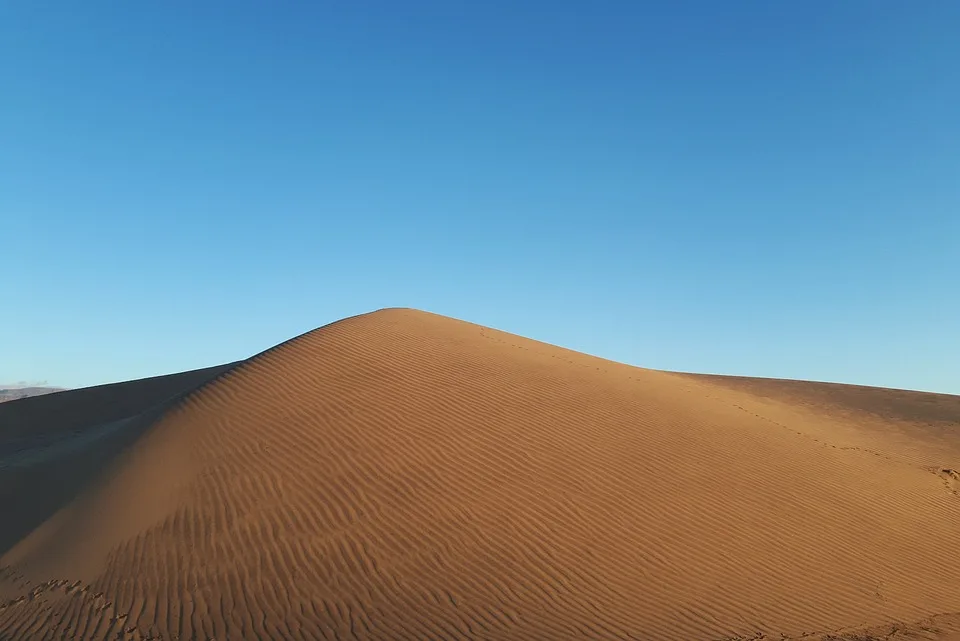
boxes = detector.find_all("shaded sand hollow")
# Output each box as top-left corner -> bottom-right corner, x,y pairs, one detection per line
1,308 -> 958,640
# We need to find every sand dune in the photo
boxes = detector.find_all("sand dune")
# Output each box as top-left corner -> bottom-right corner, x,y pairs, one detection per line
0,364 -> 238,564
0,388 -> 64,404
1,308 -> 958,640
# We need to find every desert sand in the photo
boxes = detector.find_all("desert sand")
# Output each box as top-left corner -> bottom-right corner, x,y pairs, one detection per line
1,308 -> 958,640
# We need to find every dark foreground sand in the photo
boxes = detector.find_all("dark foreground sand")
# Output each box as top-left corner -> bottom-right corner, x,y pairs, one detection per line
1,308 -> 958,640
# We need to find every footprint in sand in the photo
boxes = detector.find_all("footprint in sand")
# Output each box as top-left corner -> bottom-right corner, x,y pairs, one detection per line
934,467 -> 960,495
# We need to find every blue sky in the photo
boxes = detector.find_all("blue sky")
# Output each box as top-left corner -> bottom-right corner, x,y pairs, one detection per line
2,1 -> 957,393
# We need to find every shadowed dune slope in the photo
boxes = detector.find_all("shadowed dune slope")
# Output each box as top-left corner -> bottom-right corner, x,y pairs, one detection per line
0,363 -> 239,563
1,308 -> 959,640
0,363 -> 238,449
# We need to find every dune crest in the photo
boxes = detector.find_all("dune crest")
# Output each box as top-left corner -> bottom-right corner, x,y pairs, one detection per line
1,308 -> 958,640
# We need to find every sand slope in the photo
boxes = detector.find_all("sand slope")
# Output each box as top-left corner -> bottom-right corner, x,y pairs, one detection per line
1,308 -> 958,640
0,364 -> 238,563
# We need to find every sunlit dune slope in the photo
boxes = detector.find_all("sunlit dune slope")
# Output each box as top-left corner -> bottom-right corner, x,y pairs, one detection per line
1,308 -> 958,640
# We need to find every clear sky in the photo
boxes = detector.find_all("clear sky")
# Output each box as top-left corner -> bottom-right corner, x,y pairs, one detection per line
2,2 -> 957,394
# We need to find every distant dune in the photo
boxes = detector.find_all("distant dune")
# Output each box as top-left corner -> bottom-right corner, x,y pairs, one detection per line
0,387 -> 64,404
1,308 -> 958,640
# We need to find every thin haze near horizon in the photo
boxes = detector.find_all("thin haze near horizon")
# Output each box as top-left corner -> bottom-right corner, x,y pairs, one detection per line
1,2 -> 957,394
